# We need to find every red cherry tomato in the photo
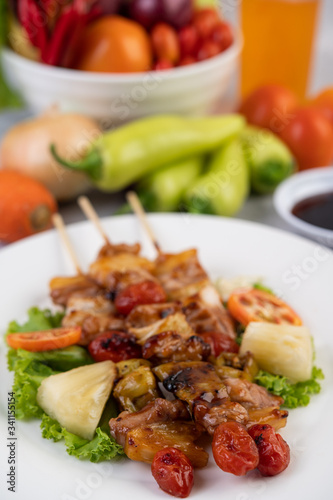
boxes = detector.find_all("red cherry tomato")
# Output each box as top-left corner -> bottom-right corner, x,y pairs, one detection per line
213,421 -> 259,476
248,424 -> 290,476
115,280 -> 167,315
153,59 -> 174,70
278,107 -> 333,170
239,84 -> 298,133
151,22 -> 180,64
88,330 -> 142,363
151,447 -> 194,498
196,40 -> 220,61
179,56 -> 196,66
178,25 -> 199,57
211,21 -> 233,51
192,8 -> 220,39
200,331 -> 239,356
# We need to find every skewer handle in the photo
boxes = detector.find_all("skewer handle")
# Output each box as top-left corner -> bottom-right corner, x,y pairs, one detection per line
126,191 -> 161,254
77,196 -> 111,246
52,213 -> 83,275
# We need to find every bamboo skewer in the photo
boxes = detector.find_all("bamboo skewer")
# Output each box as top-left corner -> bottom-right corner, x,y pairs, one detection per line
52,213 -> 83,275
126,191 -> 161,254
78,196 -> 111,246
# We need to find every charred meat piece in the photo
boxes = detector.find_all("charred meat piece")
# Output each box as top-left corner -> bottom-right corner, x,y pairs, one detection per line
49,275 -> 102,307
125,303 -> 181,329
109,398 -> 208,468
183,285 -> 236,339
129,312 -> 195,345
193,400 -> 249,435
142,331 -> 211,364
97,242 -> 141,259
113,365 -> 160,412
154,249 -> 210,300
61,296 -> 124,345
223,377 -> 284,410
89,253 -> 155,291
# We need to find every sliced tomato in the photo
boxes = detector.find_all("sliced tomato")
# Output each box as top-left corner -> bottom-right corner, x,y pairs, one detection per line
6,327 -> 81,352
227,289 -> 302,326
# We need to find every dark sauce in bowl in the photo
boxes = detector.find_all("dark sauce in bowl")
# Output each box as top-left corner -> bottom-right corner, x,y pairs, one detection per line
292,192 -> 333,230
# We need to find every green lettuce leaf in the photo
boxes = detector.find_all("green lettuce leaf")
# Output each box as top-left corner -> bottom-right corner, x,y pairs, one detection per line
7,307 -> 64,335
41,415 -> 124,463
255,366 -> 324,408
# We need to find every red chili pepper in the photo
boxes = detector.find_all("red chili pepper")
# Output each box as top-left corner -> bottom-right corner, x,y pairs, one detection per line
18,0 -> 48,52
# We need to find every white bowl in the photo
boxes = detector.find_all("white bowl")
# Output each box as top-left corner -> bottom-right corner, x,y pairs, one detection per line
274,167 -> 333,247
1,32 -> 242,123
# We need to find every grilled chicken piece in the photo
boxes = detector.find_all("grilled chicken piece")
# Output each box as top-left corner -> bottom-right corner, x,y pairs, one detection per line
113,365 -> 160,412
62,296 -> 124,345
125,303 -> 181,329
154,361 -> 249,435
49,275 -> 102,307
89,253 -> 155,291
142,331 -> 211,364
109,398 -> 208,468
183,285 -> 236,339
154,249 -> 210,300
223,377 -> 284,410
97,242 -> 141,259
129,312 -> 194,345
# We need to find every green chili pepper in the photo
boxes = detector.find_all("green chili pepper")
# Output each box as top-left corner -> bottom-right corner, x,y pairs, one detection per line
184,137 -> 249,217
241,125 -> 295,194
51,114 -> 245,192
137,156 -> 204,212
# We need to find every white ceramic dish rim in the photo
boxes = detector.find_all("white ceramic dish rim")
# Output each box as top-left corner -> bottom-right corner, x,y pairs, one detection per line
1,28 -> 242,83
273,166 -> 333,242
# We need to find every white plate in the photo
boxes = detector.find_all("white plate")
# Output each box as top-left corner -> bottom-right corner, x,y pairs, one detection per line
1,214 -> 333,500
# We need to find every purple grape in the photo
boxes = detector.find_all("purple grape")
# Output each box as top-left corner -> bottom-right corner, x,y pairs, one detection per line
129,0 -> 164,29
162,0 -> 194,29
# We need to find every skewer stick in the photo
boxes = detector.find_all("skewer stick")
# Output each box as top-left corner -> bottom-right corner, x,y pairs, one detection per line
52,213 -> 83,275
77,196 -> 112,246
126,191 -> 161,254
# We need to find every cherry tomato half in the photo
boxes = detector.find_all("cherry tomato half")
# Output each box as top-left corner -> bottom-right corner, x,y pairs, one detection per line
278,107 -> 333,170
211,21 -> 233,51
248,424 -> 290,476
115,280 -> 167,316
88,330 -> 142,363
239,84 -> 298,133
6,327 -> 81,352
227,288 -> 302,326
151,447 -> 194,498
178,25 -> 199,57
192,8 -> 220,39
212,421 -> 259,476
200,331 -> 239,356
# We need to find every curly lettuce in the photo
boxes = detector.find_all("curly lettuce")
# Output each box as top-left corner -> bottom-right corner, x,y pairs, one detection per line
255,366 -> 324,408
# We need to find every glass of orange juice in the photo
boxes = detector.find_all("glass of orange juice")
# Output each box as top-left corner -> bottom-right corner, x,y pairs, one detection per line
240,0 -> 321,100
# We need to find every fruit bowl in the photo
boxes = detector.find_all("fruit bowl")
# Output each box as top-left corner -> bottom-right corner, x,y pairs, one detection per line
1,30 -> 241,123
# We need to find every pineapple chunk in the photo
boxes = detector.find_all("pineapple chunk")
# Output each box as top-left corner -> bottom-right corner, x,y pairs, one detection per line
239,322 -> 313,383
37,361 -> 117,440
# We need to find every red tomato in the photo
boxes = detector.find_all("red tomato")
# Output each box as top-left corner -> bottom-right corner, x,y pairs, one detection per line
200,331 -> 239,356
151,447 -> 194,498
192,8 -> 220,39
310,87 -> 333,126
211,21 -> 233,51
115,280 -> 167,315
196,40 -> 220,61
88,331 -> 142,363
227,288 -> 302,326
6,327 -> 81,352
179,56 -> 196,66
279,107 -> 333,170
248,424 -> 290,476
151,23 -> 180,64
239,85 -> 298,133
75,16 -> 153,73
178,25 -> 199,57
212,421 -> 259,476
153,59 -> 174,70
